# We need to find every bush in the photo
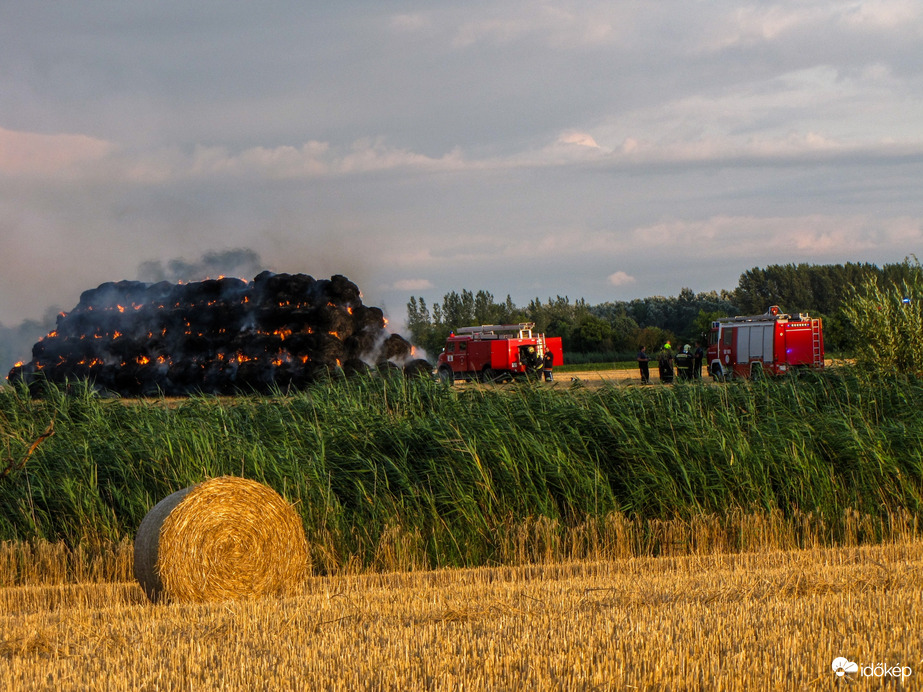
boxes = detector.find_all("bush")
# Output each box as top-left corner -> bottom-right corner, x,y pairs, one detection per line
842,258 -> 923,377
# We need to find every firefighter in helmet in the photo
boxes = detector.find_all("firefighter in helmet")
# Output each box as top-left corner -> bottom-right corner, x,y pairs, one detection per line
658,342 -> 674,384
675,344 -> 693,380
543,350 -> 554,382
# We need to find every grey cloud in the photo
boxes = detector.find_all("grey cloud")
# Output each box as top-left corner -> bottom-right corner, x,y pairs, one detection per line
0,1 -> 922,335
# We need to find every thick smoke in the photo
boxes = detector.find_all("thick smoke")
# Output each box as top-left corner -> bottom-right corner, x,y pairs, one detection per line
136,248 -> 264,284
7,272 -> 430,396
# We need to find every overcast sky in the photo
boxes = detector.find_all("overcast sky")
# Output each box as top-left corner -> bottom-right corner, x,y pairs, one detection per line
2,1 -> 922,333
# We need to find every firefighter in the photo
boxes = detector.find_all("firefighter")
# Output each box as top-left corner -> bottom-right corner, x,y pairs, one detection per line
675,344 -> 693,380
543,350 -> 554,381
693,341 -> 704,379
637,345 -> 650,384
658,342 -> 674,383
526,345 -> 541,371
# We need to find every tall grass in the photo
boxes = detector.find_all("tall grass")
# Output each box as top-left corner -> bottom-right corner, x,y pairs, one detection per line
0,371 -> 921,572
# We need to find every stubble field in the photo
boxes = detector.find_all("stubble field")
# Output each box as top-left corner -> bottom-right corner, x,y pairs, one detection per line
1,540 -> 920,690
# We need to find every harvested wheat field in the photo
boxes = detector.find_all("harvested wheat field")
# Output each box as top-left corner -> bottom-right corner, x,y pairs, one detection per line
1,539 -> 920,691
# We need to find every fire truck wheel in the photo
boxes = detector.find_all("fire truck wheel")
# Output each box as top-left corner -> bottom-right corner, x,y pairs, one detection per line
710,365 -> 725,382
437,366 -> 455,384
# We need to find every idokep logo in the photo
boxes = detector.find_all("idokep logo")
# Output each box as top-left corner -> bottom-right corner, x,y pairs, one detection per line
832,656 -> 913,680
831,657 -> 859,677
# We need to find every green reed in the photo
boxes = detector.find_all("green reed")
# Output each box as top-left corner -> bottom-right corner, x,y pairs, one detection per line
0,370 -> 921,571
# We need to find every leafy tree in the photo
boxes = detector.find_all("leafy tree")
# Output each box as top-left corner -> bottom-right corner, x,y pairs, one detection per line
609,312 -> 641,351
633,326 -> 676,352
691,309 -> 728,343
841,258 -> 923,376
574,315 -> 613,352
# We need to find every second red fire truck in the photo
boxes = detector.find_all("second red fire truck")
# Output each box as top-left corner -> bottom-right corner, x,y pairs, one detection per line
707,306 -> 824,380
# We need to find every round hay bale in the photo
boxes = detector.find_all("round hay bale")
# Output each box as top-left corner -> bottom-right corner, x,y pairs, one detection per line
133,476 -> 309,603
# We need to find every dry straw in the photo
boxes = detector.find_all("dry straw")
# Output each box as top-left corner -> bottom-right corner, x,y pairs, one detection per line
133,476 -> 309,603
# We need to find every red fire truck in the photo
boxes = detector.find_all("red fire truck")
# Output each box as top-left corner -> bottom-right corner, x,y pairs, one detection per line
707,306 -> 824,380
435,323 -> 564,383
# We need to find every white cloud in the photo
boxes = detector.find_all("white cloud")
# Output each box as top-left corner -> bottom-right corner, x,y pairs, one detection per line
607,271 -> 635,286
558,131 -> 600,149
31,137 -> 473,185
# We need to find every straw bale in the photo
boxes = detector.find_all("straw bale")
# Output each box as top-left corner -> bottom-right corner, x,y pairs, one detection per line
134,476 -> 309,603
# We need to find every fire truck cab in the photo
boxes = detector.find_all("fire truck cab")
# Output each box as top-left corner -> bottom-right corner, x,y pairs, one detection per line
435,323 -> 563,383
707,306 -> 824,380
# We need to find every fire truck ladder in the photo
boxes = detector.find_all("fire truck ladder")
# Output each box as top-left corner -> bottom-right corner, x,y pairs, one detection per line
456,323 -> 535,339
811,319 -> 823,366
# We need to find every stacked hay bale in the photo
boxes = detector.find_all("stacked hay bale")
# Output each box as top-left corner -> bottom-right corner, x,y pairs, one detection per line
8,272 -> 427,395
134,476 -> 309,603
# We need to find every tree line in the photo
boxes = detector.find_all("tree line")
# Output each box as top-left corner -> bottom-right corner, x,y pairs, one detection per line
406,259 -> 922,360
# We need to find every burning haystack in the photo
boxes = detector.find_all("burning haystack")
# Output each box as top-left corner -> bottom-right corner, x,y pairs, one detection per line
7,272 -> 430,395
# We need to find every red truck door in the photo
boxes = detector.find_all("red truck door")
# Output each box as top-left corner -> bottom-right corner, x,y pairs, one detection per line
455,340 -> 468,372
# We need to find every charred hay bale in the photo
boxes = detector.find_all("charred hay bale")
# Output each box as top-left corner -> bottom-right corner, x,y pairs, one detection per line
403,358 -> 433,378
376,360 -> 402,376
133,476 -> 309,603
313,332 -> 345,365
382,333 -> 413,361
342,358 -> 370,377
343,331 -> 380,361
325,306 -> 354,338
322,274 -> 361,305
349,305 -> 385,330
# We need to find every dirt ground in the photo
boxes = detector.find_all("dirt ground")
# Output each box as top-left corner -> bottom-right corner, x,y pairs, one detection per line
550,358 -> 841,388
554,367 -> 662,386
467,358 -> 843,388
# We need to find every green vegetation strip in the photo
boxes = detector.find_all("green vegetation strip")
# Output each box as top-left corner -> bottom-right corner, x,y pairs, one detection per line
0,372 -> 921,571
556,361 -> 636,373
